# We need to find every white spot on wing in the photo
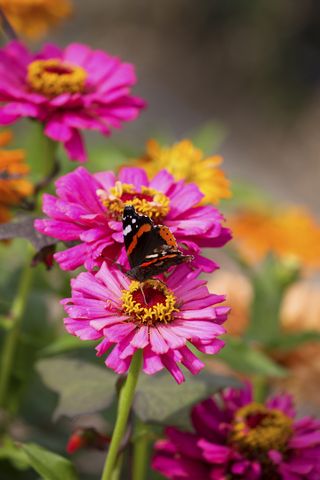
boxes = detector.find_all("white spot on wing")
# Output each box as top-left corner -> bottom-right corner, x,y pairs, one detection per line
124,225 -> 132,236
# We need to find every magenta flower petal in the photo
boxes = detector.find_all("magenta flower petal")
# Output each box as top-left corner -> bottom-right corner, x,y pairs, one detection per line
0,41 -> 145,162
35,167 -> 231,272
62,262 -> 227,383
118,167 -> 149,188
64,129 -> 87,162
153,384 -> 320,479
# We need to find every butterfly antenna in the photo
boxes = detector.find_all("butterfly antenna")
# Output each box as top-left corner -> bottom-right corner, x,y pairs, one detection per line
140,284 -> 147,305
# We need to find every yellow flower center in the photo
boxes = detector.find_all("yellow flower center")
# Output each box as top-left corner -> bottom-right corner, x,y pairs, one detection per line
27,59 -> 87,97
98,181 -> 170,222
121,280 -> 178,326
229,402 -> 293,458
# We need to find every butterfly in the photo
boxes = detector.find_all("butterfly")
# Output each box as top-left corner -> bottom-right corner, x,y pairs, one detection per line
122,205 -> 193,281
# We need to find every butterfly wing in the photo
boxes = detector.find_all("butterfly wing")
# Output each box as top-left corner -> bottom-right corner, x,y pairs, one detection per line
122,206 -> 193,281
122,205 -> 158,268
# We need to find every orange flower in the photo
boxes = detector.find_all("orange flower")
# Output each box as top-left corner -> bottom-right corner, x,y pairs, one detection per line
0,0 -> 72,39
229,206 -> 320,270
132,139 -> 232,205
0,130 -> 33,223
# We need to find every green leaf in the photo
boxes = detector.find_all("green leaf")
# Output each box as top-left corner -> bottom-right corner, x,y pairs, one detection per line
265,331 -> 320,351
20,443 -> 78,480
36,357 -> 116,419
217,336 -> 287,377
0,436 -> 29,470
39,335 -> 97,357
245,255 -> 300,344
134,370 -> 239,425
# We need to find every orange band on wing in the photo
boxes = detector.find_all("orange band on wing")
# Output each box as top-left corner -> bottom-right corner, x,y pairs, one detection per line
158,225 -> 178,248
139,253 -> 179,268
127,223 -> 152,256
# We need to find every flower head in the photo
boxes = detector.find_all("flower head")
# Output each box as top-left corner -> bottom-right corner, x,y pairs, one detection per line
34,166 -> 231,271
0,0 -> 72,39
62,263 -> 229,383
0,130 -> 33,223
132,139 -> 232,205
0,41 -> 145,161
229,206 -> 320,270
153,384 -> 320,479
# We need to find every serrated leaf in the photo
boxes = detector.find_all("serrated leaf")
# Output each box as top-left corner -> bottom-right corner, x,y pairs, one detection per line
133,370 -> 239,425
36,357 -> 116,419
20,443 -> 78,480
217,336 -> 287,377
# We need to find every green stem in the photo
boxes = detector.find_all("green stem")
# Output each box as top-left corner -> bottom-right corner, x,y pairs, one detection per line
252,375 -> 269,403
0,253 -> 33,408
132,418 -> 150,480
110,453 -> 124,480
42,134 -> 58,177
101,350 -> 142,480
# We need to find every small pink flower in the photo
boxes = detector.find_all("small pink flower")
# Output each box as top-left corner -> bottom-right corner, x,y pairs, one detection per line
0,41 -> 144,161
62,263 -> 229,383
153,384 -> 320,479
34,166 -> 231,271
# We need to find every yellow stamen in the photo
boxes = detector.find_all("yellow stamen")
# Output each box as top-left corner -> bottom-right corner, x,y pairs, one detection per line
27,59 -> 87,97
121,280 -> 178,326
98,181 -> 170,222
229,402 -> 293,457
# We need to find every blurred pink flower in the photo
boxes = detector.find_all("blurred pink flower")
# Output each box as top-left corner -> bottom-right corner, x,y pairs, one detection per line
0,41 -> 144,161
35,166 -> 231,271
62,263 -> 229,383
153,384 -> 320,479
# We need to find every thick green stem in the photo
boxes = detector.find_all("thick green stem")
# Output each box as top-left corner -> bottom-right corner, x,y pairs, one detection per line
110,453 -> 124,480
0,254 -> 33,407
132,418 -> 151,480
101,350 -> 142,480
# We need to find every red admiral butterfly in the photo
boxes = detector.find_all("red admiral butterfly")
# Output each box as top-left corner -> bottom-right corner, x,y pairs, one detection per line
123,205 -> 193,281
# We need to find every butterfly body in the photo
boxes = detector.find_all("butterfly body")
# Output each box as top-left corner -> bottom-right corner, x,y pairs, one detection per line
122,205 -> 193,281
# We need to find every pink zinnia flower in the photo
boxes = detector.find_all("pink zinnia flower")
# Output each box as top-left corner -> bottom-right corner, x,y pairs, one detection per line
62,263 -> 228,383
34,166 -> 231,271
0,41 -> 144,161
153,384 -> 320,479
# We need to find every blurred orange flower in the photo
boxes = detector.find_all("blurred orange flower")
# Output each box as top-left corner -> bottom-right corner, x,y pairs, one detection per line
208,270 -> 320,410
208,271 -> 320,336
0,130 -> 33,223
0,0 -> 72,39
279,281 -> 320,411
229,207 -> 320,270
132,139 -> 232,205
